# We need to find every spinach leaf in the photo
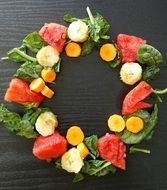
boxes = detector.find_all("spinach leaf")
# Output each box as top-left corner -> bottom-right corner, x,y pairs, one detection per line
23,103 -> 38,110
84,135 -> 99,159
17,119 -> 38,138
0,104 -> 22,133
0,104 -> 49,138
63,14 -> 89,24
73,173 -> 84,183
81,160 -> 116,176
86,7 -> 110,44
152,88 -> 167,103
123,109 -> 151,123
6,45 -> 37,63
81,38 -> 95,56
108,44 -> 121,68
138,44 -> 162,66
145,130 -> 154,140
154,88 -> 167,95
119,105 -> 158,144
55,158 -> 62,169
129,146 -> 150,154
23,32 -> 45,53
142,65 -> 160,81
149,93 -> 162,103
15,61 -> 43,83
52,59 -> 61,72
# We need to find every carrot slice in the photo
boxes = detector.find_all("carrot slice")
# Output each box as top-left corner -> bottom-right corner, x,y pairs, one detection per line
41,86 -> 54,98
100,43 -> 117,62
77,142 -> 89,159
41,67 -> 56,83
66,126 -> 84,146
30,78 -> 45,93
126,116 -> 144,133
108,114 -> 125,132
65,42 -> 81,57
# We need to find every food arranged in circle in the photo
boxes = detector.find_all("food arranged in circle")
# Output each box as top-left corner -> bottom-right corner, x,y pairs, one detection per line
0,7 -> 167,182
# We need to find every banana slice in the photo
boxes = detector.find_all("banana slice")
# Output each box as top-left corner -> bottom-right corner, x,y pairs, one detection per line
61,148 -> 84,173
36,45 -> 60,67
68,20 -> 89,42
35,111 -> 58,136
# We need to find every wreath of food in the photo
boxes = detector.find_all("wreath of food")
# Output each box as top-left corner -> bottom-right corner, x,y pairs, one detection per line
1,7 -> 167,182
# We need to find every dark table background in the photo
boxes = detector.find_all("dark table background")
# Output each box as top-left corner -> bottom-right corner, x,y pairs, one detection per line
0,0 -> 167,189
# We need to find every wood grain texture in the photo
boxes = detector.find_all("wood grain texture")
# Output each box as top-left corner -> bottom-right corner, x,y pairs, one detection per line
0,0 -> 167,189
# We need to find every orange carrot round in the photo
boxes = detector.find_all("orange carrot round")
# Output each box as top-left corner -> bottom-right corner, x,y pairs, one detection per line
108,114 -> 125,132
100,43 -> 117,62
41,85 -> 54,99
30,78 -> 45,93
126,116 -> 144,133
65,42 -> 81,57
66,126 -> 84,145
41,67 -> 56,83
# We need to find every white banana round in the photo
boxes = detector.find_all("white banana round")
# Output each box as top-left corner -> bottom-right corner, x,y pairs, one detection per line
61,148 -> 84,173
67,20 -> 89,42
36,45 -> 59,67
120,62 -> 142,85
35,111 -> 58,136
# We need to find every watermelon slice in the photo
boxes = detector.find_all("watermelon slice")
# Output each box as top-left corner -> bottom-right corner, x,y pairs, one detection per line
39,23 -> 67,52
122,81 -> 153,115
4,78 -> 44,106
117,34 -> 146,63
33,132 -> 67,160
98,133 -> 126,170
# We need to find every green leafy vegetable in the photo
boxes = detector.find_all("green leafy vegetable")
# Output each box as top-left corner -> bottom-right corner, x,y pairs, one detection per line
81,38 -> 95,56
73,173 -> 84,183
15,61 -> 43,82
108,44 -> 121,68
86,7 -> 110,44
81,160 -> 116,176
84,135 -> 99,159
149,93 -> 162,103
55,158 -> 62,169
142,65 -> 160,81
5,45 -> 37,63
154,88 -> 167,95
119,105 -> 158,144
63,14 -> 89,24
23,32 -> 46,53
145,130 -> 154,140
123,109 -> 151,123
23,103 -> 38,110
152,88 -> 167,102
138,44 -> 162,81
138,44 -> 162,66
129,146 -> 150,154
52,59 -> 61,73
0,104 -> 49,138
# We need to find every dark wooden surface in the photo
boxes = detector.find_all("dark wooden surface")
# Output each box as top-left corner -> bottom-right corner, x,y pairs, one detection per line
0,0 -> 167,189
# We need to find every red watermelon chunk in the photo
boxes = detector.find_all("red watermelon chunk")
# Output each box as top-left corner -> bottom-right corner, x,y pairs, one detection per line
98,133 -> 126,170
39,23 -> 67,52
122,81 -> 153,115
33,132 -> 67,160
4,78 -> 44,106
117,34 -> 146,63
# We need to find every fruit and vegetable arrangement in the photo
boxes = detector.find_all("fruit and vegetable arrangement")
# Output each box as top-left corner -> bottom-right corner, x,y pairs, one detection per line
1,7 -> 167,182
